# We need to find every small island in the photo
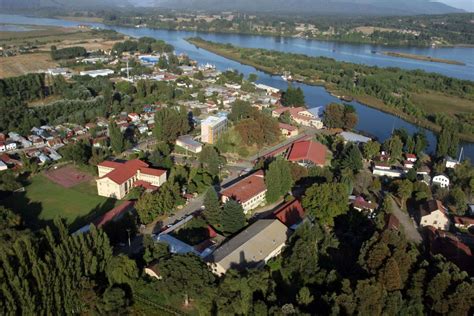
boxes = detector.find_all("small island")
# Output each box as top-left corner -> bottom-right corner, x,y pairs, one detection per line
382,51 -> 465,66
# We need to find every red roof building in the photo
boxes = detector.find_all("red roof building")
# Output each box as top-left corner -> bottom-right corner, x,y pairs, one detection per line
287,140 -> 327,167
97,159 -> 167,199
94,200 -> 136,228
273,199 -> 305,229
221,170 -> 267,213
453,216 -> 474,229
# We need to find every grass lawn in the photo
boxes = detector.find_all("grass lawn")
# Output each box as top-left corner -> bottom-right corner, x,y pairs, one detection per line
2,174 -> 117,231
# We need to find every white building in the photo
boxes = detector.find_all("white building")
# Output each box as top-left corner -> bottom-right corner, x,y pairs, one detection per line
418,200 -> 450,231
220,170 -> 267,213
445,157 -> 459,169
207,219 -> 289,276
432,174 -> 450,188
80,69 -> 114,78
372,167 -> 403,178
201,116 -> 228,144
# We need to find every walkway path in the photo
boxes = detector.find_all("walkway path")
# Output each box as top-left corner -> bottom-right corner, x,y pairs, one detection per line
389,195 -> 422,244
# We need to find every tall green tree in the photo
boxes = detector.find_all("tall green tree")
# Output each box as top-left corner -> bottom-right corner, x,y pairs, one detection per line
303,183 -> 349,226
221,200 -> 246,234
203,187 -> 222,226
109,121 -> 125,154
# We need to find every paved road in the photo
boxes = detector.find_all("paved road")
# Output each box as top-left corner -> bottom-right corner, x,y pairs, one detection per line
389,195 -> 422,244
143,164 -> 249,235
246,129 -> 317,162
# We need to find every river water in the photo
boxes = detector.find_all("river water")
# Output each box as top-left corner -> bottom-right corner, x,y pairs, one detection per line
1,14 -> 473,160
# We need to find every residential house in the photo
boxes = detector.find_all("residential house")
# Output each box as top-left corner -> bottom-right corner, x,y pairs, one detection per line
96,159 -> 167,199
287,140 -> 327,167
417,200 -> 450,231
278,123 -> 299,138
272,107 -> 323,129
220,170 -> 267,213
405,153 -> 417,162
445,157 -> 459,169
453,216 -> 474,230
352,196 -> 379,213
432,174 -> 450,188
206,219 -> 289,276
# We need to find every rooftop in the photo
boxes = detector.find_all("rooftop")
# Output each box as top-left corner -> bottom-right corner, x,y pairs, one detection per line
287,140 -> 327,166
98,159 -> 165,185
273,199 -> 305,228
207,219 -> 289,272
201,115 -> 227,127
221,170 -> 266,204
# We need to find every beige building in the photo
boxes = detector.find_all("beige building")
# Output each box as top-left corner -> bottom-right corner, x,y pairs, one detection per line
201,116 -> 228,144
220,170 -> 267,213
97,159 -> 166,199
418,200 -> 450,231
207,219 -> 289,275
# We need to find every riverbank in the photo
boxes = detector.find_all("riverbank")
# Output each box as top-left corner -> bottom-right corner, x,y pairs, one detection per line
382,51 -> 465,66
187,37 -> 474,142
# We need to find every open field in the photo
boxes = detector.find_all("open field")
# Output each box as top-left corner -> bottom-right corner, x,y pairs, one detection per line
0,52 -> 57,78
412,92 -> 474,116
0,25 -> 124,78
1,171 -> 117,230
44,165 -> 93,188
353,26 -> 401,35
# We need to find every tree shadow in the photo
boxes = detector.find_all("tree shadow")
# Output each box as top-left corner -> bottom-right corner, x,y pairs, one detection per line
68,197 -> 117,232
0,190 -> 53,230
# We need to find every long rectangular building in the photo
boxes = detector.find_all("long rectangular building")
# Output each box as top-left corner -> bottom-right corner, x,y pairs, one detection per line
220,170 -> 266,213
206,219 -> 289,275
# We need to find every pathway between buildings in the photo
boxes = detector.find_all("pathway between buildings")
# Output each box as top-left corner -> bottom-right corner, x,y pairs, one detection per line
389,195 -> 422,244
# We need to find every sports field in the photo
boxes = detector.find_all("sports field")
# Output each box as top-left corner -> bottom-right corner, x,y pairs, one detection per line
2,169 -> 117,230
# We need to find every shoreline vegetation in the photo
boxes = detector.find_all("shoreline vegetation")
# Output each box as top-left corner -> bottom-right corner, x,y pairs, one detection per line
382,51 -> 465,65
186,37 -> 474,142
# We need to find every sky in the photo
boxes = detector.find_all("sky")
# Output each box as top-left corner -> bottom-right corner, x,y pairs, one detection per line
437,0 -> 474,11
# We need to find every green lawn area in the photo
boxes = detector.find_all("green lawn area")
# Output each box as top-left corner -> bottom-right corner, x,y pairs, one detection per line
2,174 -> 117,231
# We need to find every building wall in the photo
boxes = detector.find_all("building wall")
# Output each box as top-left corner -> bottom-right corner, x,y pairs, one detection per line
421,210 -> 450,230
138,172 -> 167,187
201,119 -> 228,144
373,168 -> 403,178
222,190 -> 267,214
98,165 -> 115,178
97,178 -> 123,199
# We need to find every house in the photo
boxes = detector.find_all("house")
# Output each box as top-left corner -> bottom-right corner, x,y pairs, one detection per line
220,170 -> 267,213
176,135 -> 203,154
373,167 -> 403,178
272,107 -> 323,129
403,160 -> 415,169
5,141 -> 17,151
206,219 -> 289,275
96,159 -> 167,199
352,197 -> 378,213
272,199 -> 305,230
287,140 -> 327,167
417,200 -> 450,231
278,123 -> 299,138
432,174 -> 450,188
405,153 -> 417,163
144,261 -> 163,280
128,113 -> 140,122
445,157 -> 459,169
453,216 -> 474,230
340,131 -> 371,144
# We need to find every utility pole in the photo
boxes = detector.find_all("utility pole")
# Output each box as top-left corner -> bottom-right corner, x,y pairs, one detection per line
126,228 -> 131,248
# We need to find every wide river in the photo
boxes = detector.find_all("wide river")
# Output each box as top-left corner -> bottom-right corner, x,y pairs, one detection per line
1,14 -> 474,160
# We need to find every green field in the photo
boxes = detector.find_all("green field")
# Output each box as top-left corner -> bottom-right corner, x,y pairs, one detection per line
2,174 -> 117,231
412,93 -> 474,116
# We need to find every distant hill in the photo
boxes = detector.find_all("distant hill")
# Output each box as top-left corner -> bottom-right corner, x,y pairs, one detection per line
0,0 -> 464,15
149,0 -> 465,15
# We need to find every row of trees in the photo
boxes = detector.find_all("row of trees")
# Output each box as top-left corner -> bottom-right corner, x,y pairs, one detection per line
50,45 -> 87,60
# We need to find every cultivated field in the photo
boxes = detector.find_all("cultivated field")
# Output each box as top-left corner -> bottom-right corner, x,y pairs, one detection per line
0,24 -> 124,78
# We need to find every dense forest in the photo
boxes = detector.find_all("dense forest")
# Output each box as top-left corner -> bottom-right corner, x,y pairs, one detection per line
50,46 -> 87,60
188,38 -> 474,141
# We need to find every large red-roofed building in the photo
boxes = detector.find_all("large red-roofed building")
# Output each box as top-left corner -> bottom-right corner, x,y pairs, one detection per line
273,199 -> 305,229
97,159 -> 166,199
287,140 -> 327,167
220,170 -> 267,213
